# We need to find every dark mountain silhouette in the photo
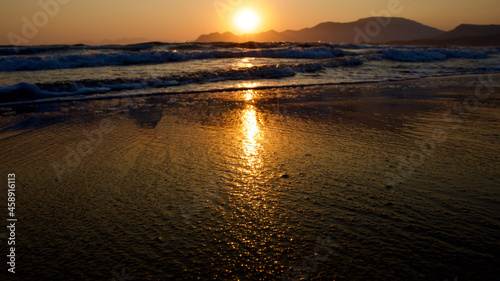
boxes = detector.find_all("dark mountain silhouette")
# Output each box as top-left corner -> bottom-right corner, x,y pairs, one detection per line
195,17 -> 445,44
383,24 -> 500,46
385,34 -> 500,47
438,24 -> 500,40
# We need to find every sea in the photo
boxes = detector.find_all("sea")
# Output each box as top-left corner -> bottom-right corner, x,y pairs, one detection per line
1,43 -> 500,280
0,42 -> 499,105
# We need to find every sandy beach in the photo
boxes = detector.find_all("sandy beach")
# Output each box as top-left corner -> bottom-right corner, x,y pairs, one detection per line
0,74 -> 499,280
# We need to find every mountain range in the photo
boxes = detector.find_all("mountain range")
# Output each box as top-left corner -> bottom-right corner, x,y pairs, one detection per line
195,17 -> 500,46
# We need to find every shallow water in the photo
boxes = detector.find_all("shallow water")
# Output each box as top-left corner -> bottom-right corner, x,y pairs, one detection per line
0,75 -> 499,280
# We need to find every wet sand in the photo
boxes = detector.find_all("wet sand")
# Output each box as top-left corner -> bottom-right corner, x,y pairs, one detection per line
0,74 -> 499,280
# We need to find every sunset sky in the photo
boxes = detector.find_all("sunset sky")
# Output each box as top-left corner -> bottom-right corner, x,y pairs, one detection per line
1,0 -> 499,45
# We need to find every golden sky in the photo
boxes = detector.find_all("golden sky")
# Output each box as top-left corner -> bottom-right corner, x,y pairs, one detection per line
1,0 -> 499,45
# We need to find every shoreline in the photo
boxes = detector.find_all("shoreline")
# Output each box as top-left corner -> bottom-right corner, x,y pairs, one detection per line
1,72 -> 499,109
0,70 -> 499,280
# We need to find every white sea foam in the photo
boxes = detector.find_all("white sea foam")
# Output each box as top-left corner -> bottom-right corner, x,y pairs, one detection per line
0,45 -> 397,72
0,43 -> 498,105
380,47 -> 491,62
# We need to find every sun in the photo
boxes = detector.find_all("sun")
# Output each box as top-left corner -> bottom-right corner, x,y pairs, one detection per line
234,8 -> 260,33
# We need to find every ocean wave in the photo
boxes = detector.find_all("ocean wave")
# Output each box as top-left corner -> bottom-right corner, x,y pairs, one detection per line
380,48 -> 491,62
0,43 -> 164,57
0,82 -> 110,103
0,46 -> 354,72
0,44 -> 494,72
0,43 -> 497,105
0,51 -> 186,72
0,42 -> 366,57
0,57 -> 365,103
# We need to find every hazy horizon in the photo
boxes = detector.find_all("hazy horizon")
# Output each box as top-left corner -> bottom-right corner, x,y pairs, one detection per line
2,0 -> 500,45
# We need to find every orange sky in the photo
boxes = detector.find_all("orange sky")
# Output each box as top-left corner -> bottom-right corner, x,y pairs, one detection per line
1,0 -> 499,45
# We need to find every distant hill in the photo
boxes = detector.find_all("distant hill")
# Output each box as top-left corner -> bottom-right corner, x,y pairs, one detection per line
384,34 -> 500,47
79,37 -> 150,46
195,17 -> 445,44
383,24 -> 500,46
438,24 -> 500,40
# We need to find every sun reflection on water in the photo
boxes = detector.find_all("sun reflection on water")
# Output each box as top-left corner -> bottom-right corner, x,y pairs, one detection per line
239,82 -> 260,88
241,103 -> 262,172
245,89 -> 254,101
238,83 -> 260,101
238,58 -> 254,68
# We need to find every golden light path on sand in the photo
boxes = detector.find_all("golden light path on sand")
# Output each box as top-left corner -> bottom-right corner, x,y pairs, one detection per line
2,75 -> 498,280
241,89 -> 263,175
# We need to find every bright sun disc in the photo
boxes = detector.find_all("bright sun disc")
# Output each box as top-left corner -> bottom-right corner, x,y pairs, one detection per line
234,9 -> 260,33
